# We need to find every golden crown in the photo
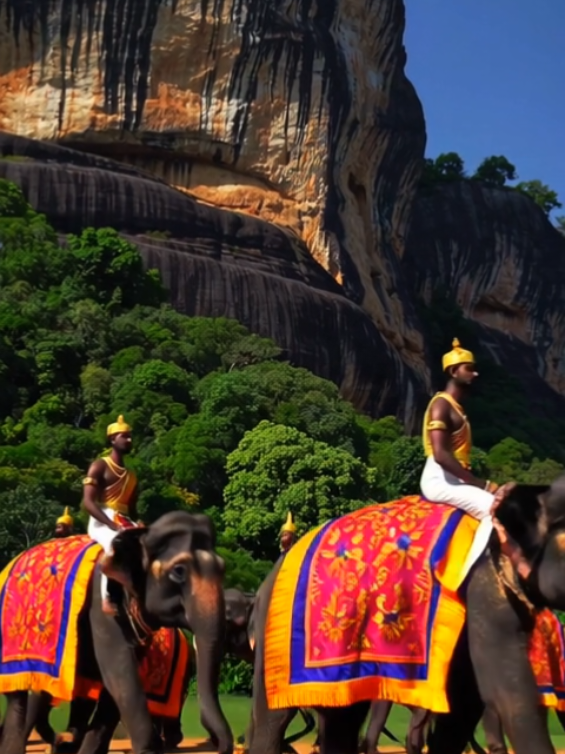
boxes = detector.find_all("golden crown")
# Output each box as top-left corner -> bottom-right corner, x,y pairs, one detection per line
107,415 -> 131,437
57,506 -> 74,526
442,338 -> 475,372
280,512 -> 296,534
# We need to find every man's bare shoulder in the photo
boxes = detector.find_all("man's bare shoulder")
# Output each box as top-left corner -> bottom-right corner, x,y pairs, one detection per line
85,458 -> 107,478
428,395 -> 452,421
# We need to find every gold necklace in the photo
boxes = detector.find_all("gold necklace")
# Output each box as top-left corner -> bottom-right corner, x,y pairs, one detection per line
104,455 -> 127,478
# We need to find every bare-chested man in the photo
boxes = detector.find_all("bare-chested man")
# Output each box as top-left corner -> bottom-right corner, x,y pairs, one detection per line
420,338 -> 528,572
420,337 -> 497,515
82,415 -> 139,615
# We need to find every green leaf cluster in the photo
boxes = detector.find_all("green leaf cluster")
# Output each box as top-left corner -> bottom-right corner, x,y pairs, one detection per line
419,154 -> 561,216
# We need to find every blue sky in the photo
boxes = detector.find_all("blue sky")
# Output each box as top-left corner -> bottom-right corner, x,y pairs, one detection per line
404,0 -> 564,219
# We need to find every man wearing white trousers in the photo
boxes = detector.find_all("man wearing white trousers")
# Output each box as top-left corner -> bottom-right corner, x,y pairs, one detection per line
420,337 -> 498,516
83,415 -> 139,615
420,338 -> 528,576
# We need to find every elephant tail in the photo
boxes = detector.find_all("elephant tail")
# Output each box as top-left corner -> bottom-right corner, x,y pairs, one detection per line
469,733 -> 488,754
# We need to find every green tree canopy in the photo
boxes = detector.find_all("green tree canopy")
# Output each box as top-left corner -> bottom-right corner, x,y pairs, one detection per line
222,421 -> 379,559
515,180 -> 562,216
472,155 -> 517,187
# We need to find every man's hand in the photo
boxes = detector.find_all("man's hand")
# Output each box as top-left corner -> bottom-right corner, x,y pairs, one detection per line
490,481 -> 517,517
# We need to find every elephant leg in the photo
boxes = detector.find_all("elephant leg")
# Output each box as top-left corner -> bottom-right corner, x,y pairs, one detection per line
318,703 -> 370,754
162,717 -> 184,749
466,558 -> 554,754
89,578 -> 162,754
427,628 -> 484,754
481,704 -> 508,754
76,689 -> 120,754
24,692 -> 56,745
1,691 -> 29,754
248,563 -> 295,754
360,700 -> 393,753
406,707 -> 430,754
65,698 -> 97,752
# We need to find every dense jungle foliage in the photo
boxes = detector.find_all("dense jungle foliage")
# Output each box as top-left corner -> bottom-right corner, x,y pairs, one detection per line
0,178 -> 564,692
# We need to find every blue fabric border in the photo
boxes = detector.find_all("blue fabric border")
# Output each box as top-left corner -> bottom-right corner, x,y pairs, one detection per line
0,540 -> 97,677
290,507 -> 465,684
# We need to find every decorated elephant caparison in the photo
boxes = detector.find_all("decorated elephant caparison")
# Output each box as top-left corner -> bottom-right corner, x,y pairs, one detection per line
17,587 -> 256,753
0,511 -> 234,754
247,479 -> 565,754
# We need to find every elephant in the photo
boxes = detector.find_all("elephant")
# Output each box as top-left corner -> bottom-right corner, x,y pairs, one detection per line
18,587 -> 257,753
247,479 -> 565,754
0,511 -> 233,754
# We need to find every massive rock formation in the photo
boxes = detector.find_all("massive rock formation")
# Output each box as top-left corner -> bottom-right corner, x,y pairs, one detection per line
1,0 -> 564,431
0,131 -> 425,423
405,182 -> 565,398
0,0 -> 427,378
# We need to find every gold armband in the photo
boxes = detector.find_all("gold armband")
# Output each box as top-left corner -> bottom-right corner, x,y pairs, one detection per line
427,420 -> 447,431
82,476 -> 98,487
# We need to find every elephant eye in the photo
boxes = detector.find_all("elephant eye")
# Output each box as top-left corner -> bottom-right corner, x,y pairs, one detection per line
169,563 -> 187,585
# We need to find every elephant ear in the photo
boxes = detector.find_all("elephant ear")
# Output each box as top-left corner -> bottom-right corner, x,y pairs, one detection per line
494,484 -> 551,557
101,527 -> 148,595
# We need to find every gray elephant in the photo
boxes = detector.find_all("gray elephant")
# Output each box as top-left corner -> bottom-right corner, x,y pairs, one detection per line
0,511 -> 233,754
20,587 -> 256,753
247,479 -> 565,754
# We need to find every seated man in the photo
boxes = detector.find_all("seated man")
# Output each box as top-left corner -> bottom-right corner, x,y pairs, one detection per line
421,338 -> 527,573
420,337 -> 497,517
82,415 -> 139,615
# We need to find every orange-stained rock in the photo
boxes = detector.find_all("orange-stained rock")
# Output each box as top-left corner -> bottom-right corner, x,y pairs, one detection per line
0,0 -> 428,383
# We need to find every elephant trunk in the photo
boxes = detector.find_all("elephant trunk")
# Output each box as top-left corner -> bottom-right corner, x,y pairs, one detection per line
189,552 -> 233,754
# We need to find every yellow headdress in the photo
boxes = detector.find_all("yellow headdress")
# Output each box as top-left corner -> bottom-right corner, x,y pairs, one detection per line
442,338 -> 475,372
106,415 -> 131,437
280,512 -> 296,534
57,507 -> 74,527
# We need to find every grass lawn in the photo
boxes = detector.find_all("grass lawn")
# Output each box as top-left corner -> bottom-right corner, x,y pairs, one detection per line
42,696 -> 565,748
2,694 -> 564,748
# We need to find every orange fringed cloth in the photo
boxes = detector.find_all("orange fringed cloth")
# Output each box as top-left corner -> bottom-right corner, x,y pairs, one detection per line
264,498 -> 480,714
0,535 -> 102,701
74,626 -> 190,718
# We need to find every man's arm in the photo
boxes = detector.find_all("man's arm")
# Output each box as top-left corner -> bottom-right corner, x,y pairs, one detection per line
428,400 -> 486,489
83,460 -> 120,531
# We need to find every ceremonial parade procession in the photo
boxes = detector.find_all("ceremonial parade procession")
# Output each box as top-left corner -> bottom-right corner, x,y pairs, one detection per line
0,338 -> 565,754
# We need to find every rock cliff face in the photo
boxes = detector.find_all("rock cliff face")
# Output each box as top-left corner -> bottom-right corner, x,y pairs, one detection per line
405,182 -> 565,398
0,0 -> 427,376
1,0 -> 564,427
0,131 -> 426,424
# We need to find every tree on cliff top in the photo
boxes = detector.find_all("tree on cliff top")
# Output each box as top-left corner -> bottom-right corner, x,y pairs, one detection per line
472,155 -> 517,187
421,153 -> 466,186
515,180 -> 562,216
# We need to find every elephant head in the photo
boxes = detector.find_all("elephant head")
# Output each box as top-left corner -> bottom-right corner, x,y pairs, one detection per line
103,511 -> 232,753
495,475 -> 565,610
224,588 -> 255,663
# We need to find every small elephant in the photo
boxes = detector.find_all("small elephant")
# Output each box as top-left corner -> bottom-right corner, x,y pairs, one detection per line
0,512 -> 233,754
